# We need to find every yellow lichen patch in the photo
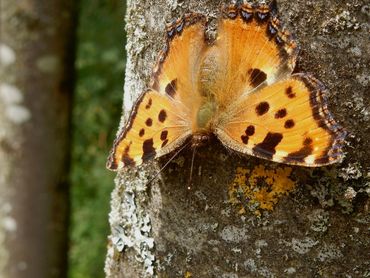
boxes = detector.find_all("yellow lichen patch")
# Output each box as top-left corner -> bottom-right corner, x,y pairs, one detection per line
184,271 -> 192,278
228,165 -> 296,215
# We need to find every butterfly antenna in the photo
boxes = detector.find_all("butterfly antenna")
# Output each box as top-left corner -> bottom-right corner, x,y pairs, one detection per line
146,141 -> 191,186
187,146 -> 197,190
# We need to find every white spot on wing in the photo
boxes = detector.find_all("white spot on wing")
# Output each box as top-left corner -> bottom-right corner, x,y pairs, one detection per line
275,150 -> 288,157
304,155 -> 316,164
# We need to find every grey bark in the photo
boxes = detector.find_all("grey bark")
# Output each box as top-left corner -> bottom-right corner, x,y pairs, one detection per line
105,0 -> 369,277
0,1 -> 77,277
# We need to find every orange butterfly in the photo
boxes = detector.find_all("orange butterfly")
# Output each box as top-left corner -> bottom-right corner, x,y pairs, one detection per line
107,1 -> 346,171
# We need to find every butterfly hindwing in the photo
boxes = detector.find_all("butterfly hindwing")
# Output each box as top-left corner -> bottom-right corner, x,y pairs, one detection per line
107,90 -> 191,170
215,73 -> 346,166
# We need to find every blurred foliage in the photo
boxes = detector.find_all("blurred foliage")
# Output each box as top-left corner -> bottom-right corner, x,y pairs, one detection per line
69,0 -> 125,277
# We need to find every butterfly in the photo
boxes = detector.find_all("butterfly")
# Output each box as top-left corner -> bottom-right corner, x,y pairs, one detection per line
107,1 -> 346,171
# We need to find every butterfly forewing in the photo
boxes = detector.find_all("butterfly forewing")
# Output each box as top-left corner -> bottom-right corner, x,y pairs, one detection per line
207,2 -> 298,110
151,14 -> 207,118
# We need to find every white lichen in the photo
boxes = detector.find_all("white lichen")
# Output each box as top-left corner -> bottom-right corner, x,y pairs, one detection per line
107,169 -> 156,277
244,258 -> 275,278
5,105 -> 31,124
284,267 -> 296,275
219,225 -> 250,243
244,258 -> 257,272
316,244 -> 343,262
0,44 -> 16,66
344,187 -> 357,201
307,209 -> 330,233
0,84 -> 23,104
0,202 -> 15,273
290,237 -> 319,254
0,84 -> 31,124
321,10 -> 360,33
356,72 -> 369,87
1,216 -> 17,232
339,162 -> 363,181
222,273 -> 238,278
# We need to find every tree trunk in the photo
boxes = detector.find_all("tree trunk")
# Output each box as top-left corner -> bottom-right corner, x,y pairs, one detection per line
0,1 -> 77,277
105,0 -> 369,277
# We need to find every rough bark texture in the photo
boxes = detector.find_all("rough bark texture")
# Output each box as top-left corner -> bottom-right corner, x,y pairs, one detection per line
105,0 -> 369,277
0,1 -> 77,277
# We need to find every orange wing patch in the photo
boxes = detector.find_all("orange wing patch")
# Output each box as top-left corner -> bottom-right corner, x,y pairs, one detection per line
207,1 -> 298,109
215,74 -> 346,166
107,90 -> 191,170
151,13 -> 207,111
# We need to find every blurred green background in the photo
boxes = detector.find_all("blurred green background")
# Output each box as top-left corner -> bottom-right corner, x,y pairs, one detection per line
69,0 -> 125,277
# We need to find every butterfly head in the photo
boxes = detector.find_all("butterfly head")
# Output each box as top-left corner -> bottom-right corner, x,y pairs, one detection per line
191,132 -> 213,149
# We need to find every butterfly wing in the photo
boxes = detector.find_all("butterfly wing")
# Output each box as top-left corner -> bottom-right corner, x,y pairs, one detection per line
210,2 -> 345,166
151,13 -> 207,113
108,14 -> 208,170
215,74 -> 346,166
107,89 -> 191,170
208,2 -> 298,108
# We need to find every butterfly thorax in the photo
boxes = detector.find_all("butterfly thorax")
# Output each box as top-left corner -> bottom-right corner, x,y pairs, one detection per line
195,47 -> 224,132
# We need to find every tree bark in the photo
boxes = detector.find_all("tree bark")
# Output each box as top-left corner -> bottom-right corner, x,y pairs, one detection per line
0,1 -> 77,277
105,0 -> 369,277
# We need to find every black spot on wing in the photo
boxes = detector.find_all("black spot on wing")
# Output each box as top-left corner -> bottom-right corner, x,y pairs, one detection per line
304,137 -> 313,145
145,98 -> 152,109
275,108 -> 287,119
122,144 -> 135,166
314,156 -> 330,165
160,130 -> 168,141
246,125 -> 255,136
255,101 -> 270,116
285,86 -> 296,98
241,125 -> 255,144
284,137 -> 313,163
158,109 -> 167,123
248,68 -> 267,88
165,79 -> 177,97
284,119 -> 295,129
142,138 -> 156,162
241,135 -> 249,144
161,139 -> 169,147
145,118 -> 153,127
253,132 -> 283,159
139,128 -> 145,137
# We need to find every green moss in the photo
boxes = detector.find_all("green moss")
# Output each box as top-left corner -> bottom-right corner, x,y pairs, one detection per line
69,0 -> 125,277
